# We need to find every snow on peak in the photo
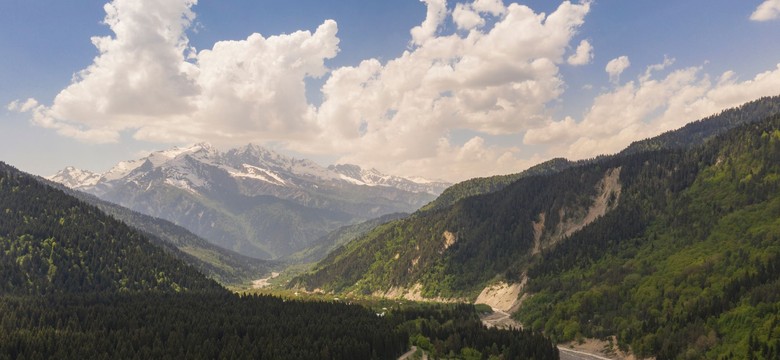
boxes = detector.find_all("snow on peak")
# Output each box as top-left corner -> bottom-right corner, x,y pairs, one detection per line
47,143 -> 451,196
328,164 -> 451,194
148,143 -> 216,166
228,164 -> 288,186
102,159 -> 146,181
47,167 -> 101,189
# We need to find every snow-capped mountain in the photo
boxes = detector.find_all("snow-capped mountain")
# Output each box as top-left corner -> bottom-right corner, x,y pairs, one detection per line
48,143 -> 450,259
51,143 -> 448,198
48,166 -> 102,190
329,164 -> 450,195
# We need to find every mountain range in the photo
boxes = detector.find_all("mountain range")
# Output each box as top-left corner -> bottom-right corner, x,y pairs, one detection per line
49,143 -> 450,259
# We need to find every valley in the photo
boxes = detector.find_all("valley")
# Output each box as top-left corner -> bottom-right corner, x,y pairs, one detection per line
4,95 -> 778,359
3,0 -> 780,358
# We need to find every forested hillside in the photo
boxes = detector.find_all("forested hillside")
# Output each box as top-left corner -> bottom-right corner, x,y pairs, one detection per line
621,95 -> 780,155
295,96 -> 780,297
0,161 -> 220,294
519,114 -> 780,358
295,158 -> 625,298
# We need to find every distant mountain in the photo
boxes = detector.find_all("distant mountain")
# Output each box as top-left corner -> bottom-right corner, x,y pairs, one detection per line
284,212 -> 408,265
328,164 -> 449,195
292,95 -> 780,358
49,143 -> 449,259
49,166 -> 101,190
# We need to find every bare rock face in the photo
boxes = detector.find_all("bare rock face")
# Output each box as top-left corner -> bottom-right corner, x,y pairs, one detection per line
536,167 -> 622,252
475,281 -> 525,313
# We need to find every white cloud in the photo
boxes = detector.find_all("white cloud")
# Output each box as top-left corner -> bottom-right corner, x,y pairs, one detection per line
10,0 -> 591,181
567,40 -> 593,66
11,0 -> 780,183
453,0 -> 507,31
453,4 -> 485,30
472,0 -> 507,16
12,0 -> 339,145
525,61 -> 780,160
410,0 -> 448,45
605,55 -> 630,83
751,0 -> 780,21
309,0 -> 591,181
7,98 -> 39,112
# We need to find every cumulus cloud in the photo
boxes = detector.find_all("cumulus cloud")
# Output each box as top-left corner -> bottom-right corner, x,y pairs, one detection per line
567,39 -> 593,66
309,0 -> 592,180
605,55 -> 630,83
751,0 -> 780,21
453,0 -> 506,30
525,61 -> 780,160
410,0 -> 448,45
11,0 -> 594,181
12,0 -> 339,145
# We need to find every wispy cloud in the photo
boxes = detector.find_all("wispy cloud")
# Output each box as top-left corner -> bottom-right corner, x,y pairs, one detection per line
605,56 -> 630,83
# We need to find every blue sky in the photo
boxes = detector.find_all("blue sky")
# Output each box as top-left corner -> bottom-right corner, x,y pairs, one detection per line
2,0 -> 780,182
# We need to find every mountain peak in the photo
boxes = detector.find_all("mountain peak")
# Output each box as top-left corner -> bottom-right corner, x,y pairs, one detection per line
46,166 -> 101,189
328,163 -> 451,194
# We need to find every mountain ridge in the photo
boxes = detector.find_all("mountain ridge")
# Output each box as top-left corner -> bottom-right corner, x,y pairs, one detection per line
294,96 -> 780,294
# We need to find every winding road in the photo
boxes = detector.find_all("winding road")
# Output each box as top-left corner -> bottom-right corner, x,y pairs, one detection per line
558,346 -> 614,360
480,310 -> 522,330
478,310 -> 615,360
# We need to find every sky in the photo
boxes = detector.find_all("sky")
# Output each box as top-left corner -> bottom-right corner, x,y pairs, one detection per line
2,0 -> 780,182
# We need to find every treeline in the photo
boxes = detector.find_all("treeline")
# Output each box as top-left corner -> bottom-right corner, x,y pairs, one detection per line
0,293 -> 407,360
621,95 -> 780,155
0,293 -> 560,360
389,304 -> 558,359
